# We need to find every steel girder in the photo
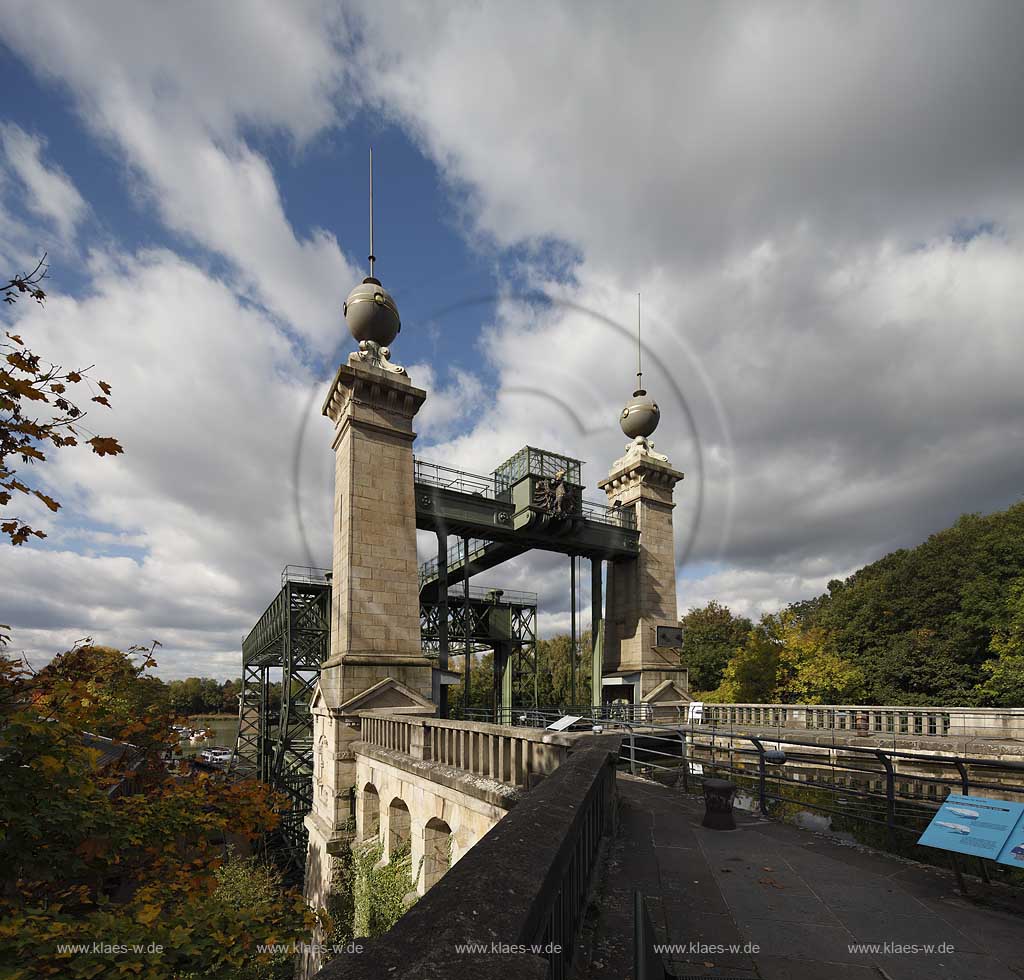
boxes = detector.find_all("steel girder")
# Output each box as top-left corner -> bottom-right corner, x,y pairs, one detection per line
420,594 -> 538,711
232,575 -> 330,869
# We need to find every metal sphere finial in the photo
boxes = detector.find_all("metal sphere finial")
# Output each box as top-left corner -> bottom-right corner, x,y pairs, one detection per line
343,147 -> 402,347
619,292 -> 660,438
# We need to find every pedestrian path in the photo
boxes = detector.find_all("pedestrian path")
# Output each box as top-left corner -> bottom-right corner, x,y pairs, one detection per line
580,775 -> 1024,980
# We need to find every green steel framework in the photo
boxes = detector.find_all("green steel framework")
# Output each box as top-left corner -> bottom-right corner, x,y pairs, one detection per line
420,586 -> 539,711
233,567 -> 331,868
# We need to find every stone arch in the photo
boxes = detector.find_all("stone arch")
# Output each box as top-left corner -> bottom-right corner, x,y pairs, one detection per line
387,796 -> 411,858
360,782 -> 380,840
422,817 -> 452,892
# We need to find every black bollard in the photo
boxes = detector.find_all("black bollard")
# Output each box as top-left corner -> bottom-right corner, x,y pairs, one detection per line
702,778 -> 737,830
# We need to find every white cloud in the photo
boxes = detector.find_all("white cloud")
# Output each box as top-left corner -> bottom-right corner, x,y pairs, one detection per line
347,1 -> 1024,585
0,123 -> 86,244
5,3 -> 1024,681
1,1 -> 359,352
1,249 -> 334,678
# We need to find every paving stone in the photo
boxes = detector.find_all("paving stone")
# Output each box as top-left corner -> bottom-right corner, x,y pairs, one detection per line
752,955 -> 882,980
862,951 -> 1023,980
735,917 -> 860,964
833,907 -> 982,952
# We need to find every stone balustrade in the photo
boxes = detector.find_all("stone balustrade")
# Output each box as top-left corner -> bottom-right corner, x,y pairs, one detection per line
701,703 -> 1024,739
357,710 -> 576,788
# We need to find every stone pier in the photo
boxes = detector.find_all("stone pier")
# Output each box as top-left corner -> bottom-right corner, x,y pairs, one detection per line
599,442 -> 689,711
303,353 -> 437,974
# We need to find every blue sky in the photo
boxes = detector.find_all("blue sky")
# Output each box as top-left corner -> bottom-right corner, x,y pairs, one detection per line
2,2 -> 1023,679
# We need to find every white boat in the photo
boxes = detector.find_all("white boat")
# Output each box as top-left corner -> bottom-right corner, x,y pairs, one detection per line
936,821 -> 972,835
947,806 -> 980,820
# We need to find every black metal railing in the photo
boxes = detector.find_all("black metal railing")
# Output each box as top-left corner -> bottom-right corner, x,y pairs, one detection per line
280,564 -> 330,586
466,711 -> 1024,883
413,457 -> 496,497
580,497 -> 637,529
418,536 -> 492,587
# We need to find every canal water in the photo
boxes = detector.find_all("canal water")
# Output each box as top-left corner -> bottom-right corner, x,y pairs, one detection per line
176,714 -> 239,757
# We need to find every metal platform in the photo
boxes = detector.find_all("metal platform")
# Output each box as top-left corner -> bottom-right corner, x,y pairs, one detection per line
413,456 -> 639,567
414,447 -> 634,712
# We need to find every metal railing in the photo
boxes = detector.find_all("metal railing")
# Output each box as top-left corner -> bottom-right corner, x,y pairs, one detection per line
413,457 -> 496,497
580,497 -> 637,529
280,564 -> 330,586
418,536 -> 492,587
438,583 -> 538,606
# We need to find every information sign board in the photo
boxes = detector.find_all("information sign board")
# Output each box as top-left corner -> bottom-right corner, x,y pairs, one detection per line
996,810 -> 1024,868
917,794 -> 1024,860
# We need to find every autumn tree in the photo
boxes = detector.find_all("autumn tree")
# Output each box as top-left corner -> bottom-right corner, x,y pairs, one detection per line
2,255 -> 123,545
0,642 -> 320,979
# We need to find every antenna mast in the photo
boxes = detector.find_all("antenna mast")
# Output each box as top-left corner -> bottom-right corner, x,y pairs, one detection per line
368,147 -> 375,278
636,291 -> 643,390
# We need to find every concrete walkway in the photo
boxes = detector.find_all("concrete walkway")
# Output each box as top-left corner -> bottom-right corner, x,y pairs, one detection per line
579,775 -> 1024,980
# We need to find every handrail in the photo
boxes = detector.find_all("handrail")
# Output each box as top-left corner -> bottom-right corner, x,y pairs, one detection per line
418,536 -> 492,586
580,497 -> 637,529
413,457 -> 496,497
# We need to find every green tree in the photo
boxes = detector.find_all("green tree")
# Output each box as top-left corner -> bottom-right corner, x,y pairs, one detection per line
709,614 -> 782,703
679,601 -> 753,693
773,610 -> 864,703
803,501 -> 1024,704
975,576 -> 1024,706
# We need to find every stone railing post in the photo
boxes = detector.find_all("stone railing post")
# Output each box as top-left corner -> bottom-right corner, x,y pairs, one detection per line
409,718 -> 431,761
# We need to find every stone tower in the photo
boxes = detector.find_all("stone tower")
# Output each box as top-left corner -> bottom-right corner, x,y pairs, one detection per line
598,297 -> 689,709
599,440 -> 687,703
303,180 -> 437,969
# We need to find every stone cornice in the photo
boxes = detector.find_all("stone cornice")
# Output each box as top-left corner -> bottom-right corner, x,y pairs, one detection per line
598,454 -> 685,495
321,359 -> 426,425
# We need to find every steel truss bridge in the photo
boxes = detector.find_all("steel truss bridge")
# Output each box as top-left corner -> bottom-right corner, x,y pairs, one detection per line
234,446 -> 639,867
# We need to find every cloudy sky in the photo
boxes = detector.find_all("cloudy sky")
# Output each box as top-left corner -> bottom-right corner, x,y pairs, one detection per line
2,2 -> 1022,680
